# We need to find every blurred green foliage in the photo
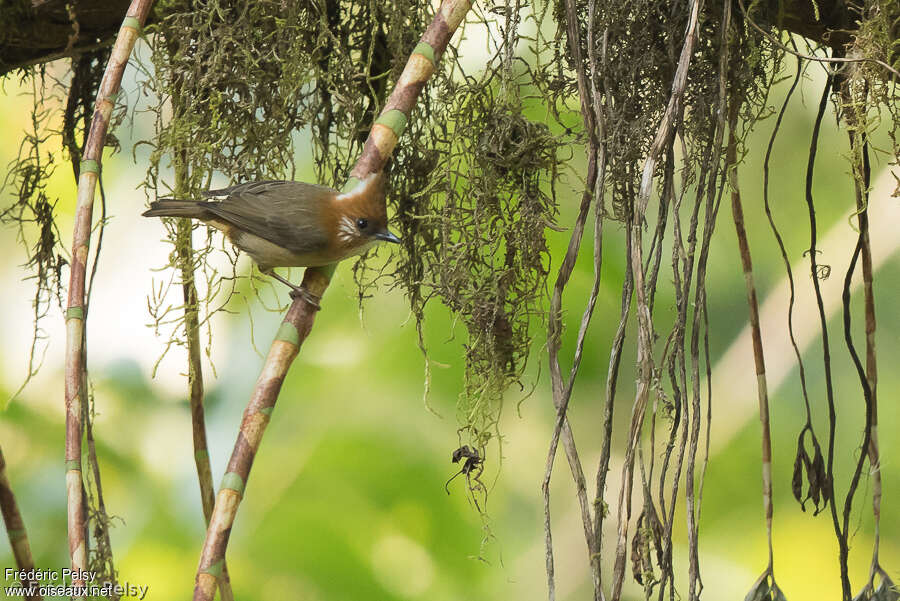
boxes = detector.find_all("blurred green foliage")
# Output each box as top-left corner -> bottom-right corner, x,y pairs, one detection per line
0,46 -> 898,601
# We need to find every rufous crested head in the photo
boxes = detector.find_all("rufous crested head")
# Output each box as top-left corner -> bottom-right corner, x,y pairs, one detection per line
330,171 -> 401,251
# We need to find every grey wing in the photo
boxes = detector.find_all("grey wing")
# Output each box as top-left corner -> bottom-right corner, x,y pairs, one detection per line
203,181 -> 333,255
203,180 -> 293,198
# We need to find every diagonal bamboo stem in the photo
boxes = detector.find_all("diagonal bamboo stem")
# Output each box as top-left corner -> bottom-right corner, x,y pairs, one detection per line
0,447 -> 42,601
192,3 -> 472,599
63,1 -> 153,596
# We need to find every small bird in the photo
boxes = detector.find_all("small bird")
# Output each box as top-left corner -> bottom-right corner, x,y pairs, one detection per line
143,172 -> 400,300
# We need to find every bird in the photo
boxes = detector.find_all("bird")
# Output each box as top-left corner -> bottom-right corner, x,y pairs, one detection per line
142,171 -> 400,303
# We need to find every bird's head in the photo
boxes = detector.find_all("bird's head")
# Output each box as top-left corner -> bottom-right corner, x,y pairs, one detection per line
331,172 -> 401,254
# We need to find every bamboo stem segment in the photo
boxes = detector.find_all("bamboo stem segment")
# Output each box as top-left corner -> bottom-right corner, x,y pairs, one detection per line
63,1 -> 153,595
729,129 -> 775,569
192,3 -> 471,599
193,274 -> 327,600
1,448 -> 42,601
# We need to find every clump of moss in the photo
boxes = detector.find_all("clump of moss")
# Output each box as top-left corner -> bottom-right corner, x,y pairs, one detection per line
143,0 -> 424,357
387,57 -> 565,459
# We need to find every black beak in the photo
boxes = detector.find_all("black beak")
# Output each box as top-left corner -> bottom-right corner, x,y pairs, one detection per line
375,229 -> 401,244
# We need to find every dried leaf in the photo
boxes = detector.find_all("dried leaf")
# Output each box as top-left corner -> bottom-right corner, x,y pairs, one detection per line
853,586 -> 872,601
874,574 -> 899,601
792,447 -> 805,506
631,513 -> 645,585
811,446 -> 828,511
745,573 -> 771,601
773,583 -> 788,601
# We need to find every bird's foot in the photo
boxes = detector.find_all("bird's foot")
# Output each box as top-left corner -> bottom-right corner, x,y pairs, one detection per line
263,268 -> 322,310
289,286 -> 321,310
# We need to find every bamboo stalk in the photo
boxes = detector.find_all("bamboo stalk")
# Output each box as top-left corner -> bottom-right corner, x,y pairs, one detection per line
0,447 -> 42,601
63,1 -> 153,595
192,3 -> 472,599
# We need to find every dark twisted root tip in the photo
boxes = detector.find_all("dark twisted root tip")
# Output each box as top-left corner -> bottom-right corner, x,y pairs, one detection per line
290,286 -> 322,310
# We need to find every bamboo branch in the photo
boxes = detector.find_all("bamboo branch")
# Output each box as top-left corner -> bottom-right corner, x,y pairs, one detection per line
0,447 -> 42,601
191,3 -> 472,599
63,1 -> 153,595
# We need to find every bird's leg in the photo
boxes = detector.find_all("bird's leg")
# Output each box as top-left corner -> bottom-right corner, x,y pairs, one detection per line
261,268 -> 321,310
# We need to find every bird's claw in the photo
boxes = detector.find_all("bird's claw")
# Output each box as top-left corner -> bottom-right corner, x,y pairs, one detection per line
289,286 -> 321,310
263,268 -> 322,309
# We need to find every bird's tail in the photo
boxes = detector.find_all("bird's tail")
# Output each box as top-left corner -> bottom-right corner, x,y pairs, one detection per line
142,199 -> 209,219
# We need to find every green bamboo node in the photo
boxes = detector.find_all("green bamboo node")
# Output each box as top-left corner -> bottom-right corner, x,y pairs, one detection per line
412,41 -> 436,64
259,407 -> 274,416
121,16 -> 143,35
202,559 -> 224,578
7,528 -> 26,541
65,459 -> 81,471
274,322 -> 300,347
66,306 -> 84,320
194,449 -> 209,461
80,159 -> 99,175
375,109 -> 408,138
219,472 -> 245,495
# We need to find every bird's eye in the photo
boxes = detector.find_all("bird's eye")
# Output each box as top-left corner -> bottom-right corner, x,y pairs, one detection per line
356,218 -> 369,230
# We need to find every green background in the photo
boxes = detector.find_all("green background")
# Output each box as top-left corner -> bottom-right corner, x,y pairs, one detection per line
0,42 -> 898,601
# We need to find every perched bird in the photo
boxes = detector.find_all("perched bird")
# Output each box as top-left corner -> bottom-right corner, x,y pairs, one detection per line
143,172 -> 400,300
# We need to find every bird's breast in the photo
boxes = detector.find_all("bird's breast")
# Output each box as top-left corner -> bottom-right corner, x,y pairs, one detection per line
230,230 -> 339,268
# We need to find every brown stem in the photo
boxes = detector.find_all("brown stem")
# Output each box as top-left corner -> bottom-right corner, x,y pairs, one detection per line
541,1 -> 606,599
193,274 -> 327,600
63,1 -> 153,595
191,3 -> 472,599
611,1 -> 701,597
0,447 -> 42,601
837,75 -> 880,594
729,114 -> 776,574
805,74 -> 852,599
543,147 -> 603,601
173,148 -> 234,601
